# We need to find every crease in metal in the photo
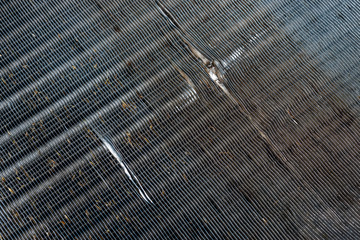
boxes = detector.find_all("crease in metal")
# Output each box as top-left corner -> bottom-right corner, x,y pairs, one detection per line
91,128 -> 153,204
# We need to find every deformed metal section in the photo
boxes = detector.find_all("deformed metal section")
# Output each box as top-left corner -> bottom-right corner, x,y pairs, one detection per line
156,0 -> 240,106
92,128 -> 153,204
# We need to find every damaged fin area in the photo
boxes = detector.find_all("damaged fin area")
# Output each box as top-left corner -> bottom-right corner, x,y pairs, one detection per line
156,0 -> 241,107
155,0 -> 296,182
92,128 -> 153,204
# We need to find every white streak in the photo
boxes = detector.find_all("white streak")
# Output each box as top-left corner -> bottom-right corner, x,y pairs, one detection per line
99,135 -> 153,203
222,47 -> 243,69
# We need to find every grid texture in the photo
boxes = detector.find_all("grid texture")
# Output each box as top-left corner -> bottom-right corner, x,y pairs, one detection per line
1,0 -> 359,239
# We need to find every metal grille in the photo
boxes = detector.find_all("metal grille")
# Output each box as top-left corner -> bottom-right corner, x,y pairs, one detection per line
1,0 -> 359,239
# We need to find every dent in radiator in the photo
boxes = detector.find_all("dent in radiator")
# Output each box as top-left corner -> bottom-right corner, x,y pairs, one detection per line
156,0 -> 240,106
155,1 -> 293,176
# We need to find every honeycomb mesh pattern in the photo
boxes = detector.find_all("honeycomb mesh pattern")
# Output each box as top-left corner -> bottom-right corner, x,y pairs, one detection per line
0,0 -> 359,239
